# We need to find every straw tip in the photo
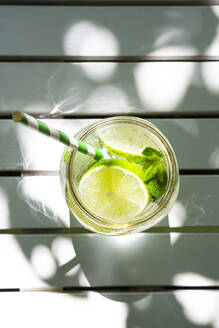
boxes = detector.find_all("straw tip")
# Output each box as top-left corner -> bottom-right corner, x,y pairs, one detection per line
12,111 -> 22,122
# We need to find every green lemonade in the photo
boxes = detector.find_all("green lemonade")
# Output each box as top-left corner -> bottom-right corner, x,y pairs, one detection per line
60,117 -> 179,235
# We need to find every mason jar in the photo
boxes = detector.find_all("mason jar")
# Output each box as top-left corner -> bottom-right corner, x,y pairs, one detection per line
60,116 -> 179,235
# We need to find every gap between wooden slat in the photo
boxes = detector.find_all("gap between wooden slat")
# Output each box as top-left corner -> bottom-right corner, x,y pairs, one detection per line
0,55 -> 219,62
0,170 -> 59,176
1,112 -> 219,119
1,1 -> 219,6
1,286 -> 219,293
0,169 -> 219,176
1,227 -> 219,234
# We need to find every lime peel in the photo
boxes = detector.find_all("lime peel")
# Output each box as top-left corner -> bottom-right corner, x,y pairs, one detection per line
99,137 -> 153,169
78,159 -> 150,221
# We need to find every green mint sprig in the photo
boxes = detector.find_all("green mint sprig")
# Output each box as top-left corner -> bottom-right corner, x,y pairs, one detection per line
100,137 -> 167,199
143,147 -> 168,198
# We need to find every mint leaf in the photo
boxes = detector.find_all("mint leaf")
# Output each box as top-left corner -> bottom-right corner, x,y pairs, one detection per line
142,147 -> 163,160
144,160 -> 167,199
143,161 -> 159,181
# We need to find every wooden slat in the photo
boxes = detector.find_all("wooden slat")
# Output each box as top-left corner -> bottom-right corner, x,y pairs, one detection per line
0,119 -> 218,170
0,176 -> 71,229
0,175 -> 218,229
1,233 -> 219,287
0,6 -> 219,56
1,291 -> 219,328
0,119 -> 93,170
0,291 -> 127,328
2,291 -> 218,328
1,62 -> 219,114
2,0 -> 219,5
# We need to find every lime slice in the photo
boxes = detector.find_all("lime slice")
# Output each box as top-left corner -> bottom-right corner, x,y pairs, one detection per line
78,159 -> 150,221
100,137 -> 152,169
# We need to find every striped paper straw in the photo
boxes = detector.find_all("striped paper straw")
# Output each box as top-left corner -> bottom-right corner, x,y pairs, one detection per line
12,111 -> 104,161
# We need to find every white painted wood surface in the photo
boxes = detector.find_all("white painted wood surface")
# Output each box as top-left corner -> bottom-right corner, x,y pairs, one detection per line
0,119 -> 218,170
0,2 -> 218,327
1,234 -> 219,287
0,6 -> 219,56
1,290 -> 219,328
0,175 -> 218,228
0,291 -> 127,328
1,62 -> 219,114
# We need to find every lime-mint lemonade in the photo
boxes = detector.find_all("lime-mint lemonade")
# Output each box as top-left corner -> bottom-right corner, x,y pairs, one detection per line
60,117 -> 179,235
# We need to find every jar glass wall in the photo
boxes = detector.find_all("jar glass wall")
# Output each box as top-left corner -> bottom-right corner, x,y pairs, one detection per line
60,117 -> 179,235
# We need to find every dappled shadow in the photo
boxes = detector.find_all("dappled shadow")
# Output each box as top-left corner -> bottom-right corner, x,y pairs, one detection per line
152,118 -> 219,170
1,4 -> 219,327
126,292 -> 214,328
2,178 -> 219,327
0,157 -> 219,327
1,7 -> 219,115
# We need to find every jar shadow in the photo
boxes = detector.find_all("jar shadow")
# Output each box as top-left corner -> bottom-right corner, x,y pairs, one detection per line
69,213 -> 173,303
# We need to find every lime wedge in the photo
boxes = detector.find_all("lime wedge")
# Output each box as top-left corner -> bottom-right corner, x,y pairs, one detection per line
100,138 -> 153,169
78,159 -> 150,221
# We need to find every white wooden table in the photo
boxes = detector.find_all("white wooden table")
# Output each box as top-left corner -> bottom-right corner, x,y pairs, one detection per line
1,1 -> 219,327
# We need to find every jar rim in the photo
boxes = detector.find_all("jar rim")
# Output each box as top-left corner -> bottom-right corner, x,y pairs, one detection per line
67,116 -> 179,230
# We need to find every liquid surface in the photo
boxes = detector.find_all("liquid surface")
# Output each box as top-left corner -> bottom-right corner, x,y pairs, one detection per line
74,123 -> 168,222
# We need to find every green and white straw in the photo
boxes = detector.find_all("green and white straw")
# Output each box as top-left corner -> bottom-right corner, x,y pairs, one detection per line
12,111 -> 104,161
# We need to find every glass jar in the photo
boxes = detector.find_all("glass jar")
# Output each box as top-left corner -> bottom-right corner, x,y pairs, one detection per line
60,116 -> 179,235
